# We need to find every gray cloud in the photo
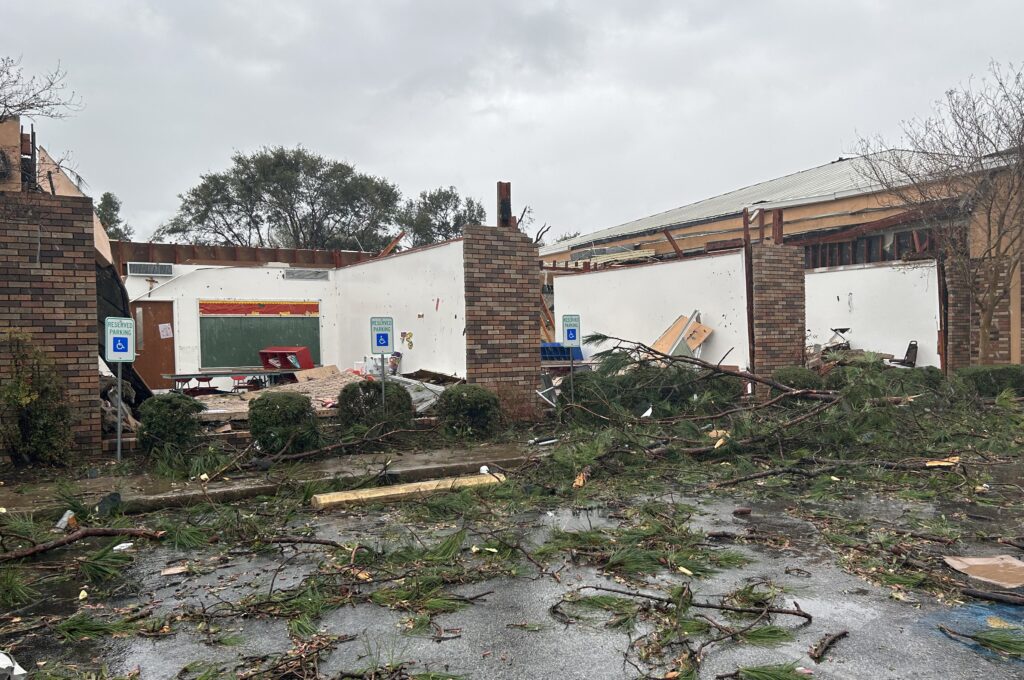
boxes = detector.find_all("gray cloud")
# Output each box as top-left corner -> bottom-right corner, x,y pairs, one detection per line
7,1 -> 1024,241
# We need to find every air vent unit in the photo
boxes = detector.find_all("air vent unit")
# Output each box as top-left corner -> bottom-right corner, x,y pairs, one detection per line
283,269 -> 330,281
126,262 -> 174,277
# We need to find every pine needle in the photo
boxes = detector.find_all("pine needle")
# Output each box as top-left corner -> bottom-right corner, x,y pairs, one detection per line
740,625 -> 795,646
940,625 -> 1024,658
736,662 -> 806,680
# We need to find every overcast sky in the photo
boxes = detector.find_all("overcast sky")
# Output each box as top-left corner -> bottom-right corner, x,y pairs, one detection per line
7,1 -> 1024,242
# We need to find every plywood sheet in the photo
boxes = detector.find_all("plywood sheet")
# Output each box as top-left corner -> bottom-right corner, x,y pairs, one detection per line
311,473 -> 506,510
651,315 -> 713,354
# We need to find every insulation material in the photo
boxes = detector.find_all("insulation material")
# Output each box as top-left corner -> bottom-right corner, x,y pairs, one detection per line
198,300 -> 320,316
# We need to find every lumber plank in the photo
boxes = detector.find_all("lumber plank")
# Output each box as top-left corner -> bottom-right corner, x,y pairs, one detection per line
311,473 -> 506,510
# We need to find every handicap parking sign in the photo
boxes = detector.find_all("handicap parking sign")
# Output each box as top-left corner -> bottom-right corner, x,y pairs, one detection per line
562,314 -> 581,348
566,329 -> 577,341
104,317 -> 136,362
370,316 -> 394,354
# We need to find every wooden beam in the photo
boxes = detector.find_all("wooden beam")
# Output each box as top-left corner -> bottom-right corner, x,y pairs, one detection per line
497,181 -> 512,229
772,209 -> 784,243
311,473 -> 507,510
378,230 -> 405,257
662,229 -> 683,257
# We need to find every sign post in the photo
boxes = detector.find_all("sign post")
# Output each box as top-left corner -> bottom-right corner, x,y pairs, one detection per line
370,316 -> 394,418
104,317 -> 136,463
562,314 -> 581,404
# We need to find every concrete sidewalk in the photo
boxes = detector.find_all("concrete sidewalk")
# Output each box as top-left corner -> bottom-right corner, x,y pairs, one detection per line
0,444 -> 542,518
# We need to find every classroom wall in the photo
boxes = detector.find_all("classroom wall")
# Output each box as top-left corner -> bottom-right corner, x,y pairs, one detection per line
125,265 -> 337,390
805,260 -> 941,367
333,240 -> 468,376
552,251 -> 751,369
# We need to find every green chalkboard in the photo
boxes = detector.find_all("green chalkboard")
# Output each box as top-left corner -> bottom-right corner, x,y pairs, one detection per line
199,317 -> 321,369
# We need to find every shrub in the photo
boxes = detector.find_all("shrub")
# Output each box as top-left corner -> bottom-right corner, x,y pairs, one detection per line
337,380 -> 413,430
0,333 -> 74,466
249,392 -> 320,455
437,384 -> 502,437
956,365 -> 1024,397
772,366 -> 824,391
138,392 -> 205,454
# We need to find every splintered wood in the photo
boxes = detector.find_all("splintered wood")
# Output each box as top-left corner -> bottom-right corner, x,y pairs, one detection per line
310,473 -> 507,510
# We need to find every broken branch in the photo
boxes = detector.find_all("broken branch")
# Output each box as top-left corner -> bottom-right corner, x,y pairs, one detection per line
0,527 -> 166,563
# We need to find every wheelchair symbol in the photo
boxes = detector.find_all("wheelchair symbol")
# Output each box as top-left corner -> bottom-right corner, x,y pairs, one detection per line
112,336 -> 129,353
375,333 -> 389,347
566,329 -> 577,341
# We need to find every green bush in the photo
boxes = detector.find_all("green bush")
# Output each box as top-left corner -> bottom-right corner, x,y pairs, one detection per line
956,365 -> 1024,397
772,366 -> 824,391
0,333 -> 74,466
337,380 -> 413,430
249,392 -> 321,455
437,384 -> 502,437
138,392 -> 205,454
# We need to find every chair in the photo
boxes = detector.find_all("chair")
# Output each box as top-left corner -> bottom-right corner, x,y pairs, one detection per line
173,377 -> 192,392
231,375 -> 249,393
887,341 -> 918,368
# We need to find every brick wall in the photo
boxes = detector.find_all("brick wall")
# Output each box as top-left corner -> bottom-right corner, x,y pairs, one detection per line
749,243 -> 805,377
463,224 -> 540,419
944,259 -> 1015,368
0,192 -> 100,454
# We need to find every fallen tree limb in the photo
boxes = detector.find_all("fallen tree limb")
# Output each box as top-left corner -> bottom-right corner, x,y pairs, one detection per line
578,585 -> 812,623
962,588 -> 1024,606
809,630 -> 848,662
0,527 -> 166,563
264,535 -> 347,549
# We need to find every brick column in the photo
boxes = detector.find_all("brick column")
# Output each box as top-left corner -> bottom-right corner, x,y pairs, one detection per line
462,224 -> 540,419
749,242 -> 805,377
944,259 -> 1016,368
0,192 -> 100,454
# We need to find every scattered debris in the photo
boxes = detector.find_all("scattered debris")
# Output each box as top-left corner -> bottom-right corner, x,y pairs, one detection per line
943,555 -> 1024,589
0,652 -> 27,680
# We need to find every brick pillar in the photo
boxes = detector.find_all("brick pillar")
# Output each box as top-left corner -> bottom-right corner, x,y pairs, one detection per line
463,224 -> 540,419
749,242 -> 805,377
944,259 -> 1017,367
0,192 -> 100,454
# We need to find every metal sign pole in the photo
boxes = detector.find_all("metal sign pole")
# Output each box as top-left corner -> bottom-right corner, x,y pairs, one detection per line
570,353 -> 575,404
381,355 -> 387,419
115,362 -> 123,464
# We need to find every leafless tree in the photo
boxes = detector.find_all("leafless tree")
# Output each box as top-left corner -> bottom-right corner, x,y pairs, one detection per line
858,62 -> 1024,363
0,56 -> 81,122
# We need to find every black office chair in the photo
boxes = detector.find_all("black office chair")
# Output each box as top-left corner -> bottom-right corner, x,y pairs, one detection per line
888,341 -> 918,368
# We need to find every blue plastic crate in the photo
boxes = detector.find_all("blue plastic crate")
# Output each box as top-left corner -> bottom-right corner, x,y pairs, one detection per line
540,342 -> 583,361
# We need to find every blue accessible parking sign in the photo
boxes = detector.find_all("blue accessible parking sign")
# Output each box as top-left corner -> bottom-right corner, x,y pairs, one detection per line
370,316 -> 394,354
113,336 -> 129,353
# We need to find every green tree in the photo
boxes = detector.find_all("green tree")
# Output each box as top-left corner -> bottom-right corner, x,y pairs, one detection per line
399,186 -> 487,246
155,147 -> 401,251
95,192 -> 134,241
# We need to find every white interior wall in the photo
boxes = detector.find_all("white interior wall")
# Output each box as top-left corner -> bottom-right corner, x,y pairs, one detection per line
333,241 -> 467,376
553,251 -> 751,369
805,261 -> 940,367
125,265 -> 337,390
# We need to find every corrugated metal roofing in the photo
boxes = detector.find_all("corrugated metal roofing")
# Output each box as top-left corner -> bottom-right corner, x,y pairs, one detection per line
541,154 -> 883,256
